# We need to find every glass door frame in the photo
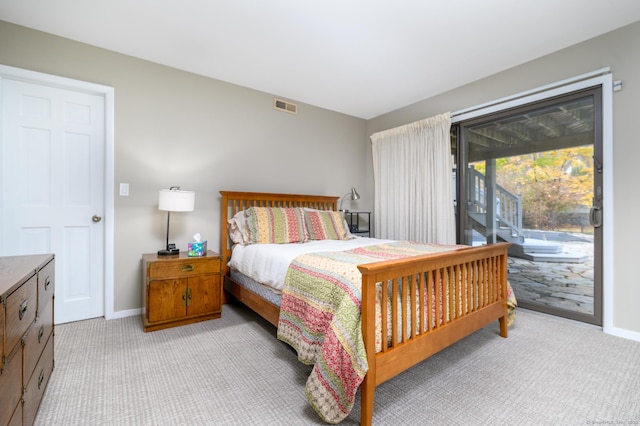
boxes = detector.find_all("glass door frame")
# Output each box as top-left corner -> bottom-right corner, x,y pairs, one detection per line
452,87 -> 604,326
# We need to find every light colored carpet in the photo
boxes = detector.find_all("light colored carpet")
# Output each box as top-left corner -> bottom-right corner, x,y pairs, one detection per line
35,304 -> 640,425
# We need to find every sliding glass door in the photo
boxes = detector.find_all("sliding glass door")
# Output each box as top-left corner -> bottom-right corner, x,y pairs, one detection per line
453,87 -> 603,325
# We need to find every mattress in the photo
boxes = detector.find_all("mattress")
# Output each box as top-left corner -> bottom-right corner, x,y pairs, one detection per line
226,268 -> 283,307
227,236 -> 394,292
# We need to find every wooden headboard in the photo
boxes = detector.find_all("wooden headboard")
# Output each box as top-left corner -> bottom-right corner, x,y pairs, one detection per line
219,191 -> 339,276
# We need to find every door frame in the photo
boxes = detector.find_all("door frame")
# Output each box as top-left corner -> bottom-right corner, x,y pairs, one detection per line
0,64 -> 116,320
451,68 -> 614,332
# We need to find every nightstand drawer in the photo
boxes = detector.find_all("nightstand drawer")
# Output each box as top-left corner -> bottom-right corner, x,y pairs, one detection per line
147,256 -> 220,279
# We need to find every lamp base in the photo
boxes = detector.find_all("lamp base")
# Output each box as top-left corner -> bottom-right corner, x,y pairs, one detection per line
158,244 -> 179,256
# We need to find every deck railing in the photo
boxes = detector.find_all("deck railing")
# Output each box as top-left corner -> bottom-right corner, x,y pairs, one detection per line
469,167 -> 524,241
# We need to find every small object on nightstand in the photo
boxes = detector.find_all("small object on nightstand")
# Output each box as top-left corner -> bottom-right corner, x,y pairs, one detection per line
188,233 -> 207,257
142,250 -> 221,332
188,241 -> 207,257
344,211 -> 371,237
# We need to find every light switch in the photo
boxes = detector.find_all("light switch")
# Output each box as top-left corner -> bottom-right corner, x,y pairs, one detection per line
119,183 -> 129,196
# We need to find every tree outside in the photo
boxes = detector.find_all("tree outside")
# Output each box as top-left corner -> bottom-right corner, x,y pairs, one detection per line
472,145 -> 594,233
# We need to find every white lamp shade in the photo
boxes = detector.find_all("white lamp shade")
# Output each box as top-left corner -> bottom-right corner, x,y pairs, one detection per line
158,188 -> 195,212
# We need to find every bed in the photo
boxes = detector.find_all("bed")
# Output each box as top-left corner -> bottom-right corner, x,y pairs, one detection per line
220,191 -> 512,425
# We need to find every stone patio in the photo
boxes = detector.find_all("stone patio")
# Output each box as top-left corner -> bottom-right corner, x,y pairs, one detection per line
507,233 -> 594,315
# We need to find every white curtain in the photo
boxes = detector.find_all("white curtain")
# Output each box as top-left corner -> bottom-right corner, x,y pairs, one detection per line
370,112 -> 455,244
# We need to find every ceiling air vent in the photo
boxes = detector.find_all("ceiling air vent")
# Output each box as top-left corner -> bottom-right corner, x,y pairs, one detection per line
274,98 -> 297,114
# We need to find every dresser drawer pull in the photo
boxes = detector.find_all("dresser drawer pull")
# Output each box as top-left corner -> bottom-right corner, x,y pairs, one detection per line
38,325 -> 45,343
45,276 -> 51,290
38,369 -> 45,390
180,264 -> 194,272
19,300 -> 28,320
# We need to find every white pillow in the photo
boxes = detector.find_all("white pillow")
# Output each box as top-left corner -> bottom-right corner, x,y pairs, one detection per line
228,210 -> 249,245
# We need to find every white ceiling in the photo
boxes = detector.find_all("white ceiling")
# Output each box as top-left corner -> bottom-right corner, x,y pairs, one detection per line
2,1 -> 640,119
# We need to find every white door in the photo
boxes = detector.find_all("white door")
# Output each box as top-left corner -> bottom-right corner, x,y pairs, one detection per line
1,78 -> 105,324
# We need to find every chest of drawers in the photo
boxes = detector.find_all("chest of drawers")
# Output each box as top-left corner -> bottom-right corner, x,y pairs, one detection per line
0,254 -> 55,426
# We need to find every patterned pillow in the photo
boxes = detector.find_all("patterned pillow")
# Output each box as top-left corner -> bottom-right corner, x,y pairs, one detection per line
304,209 -> 352,240
245,207 -> 309,244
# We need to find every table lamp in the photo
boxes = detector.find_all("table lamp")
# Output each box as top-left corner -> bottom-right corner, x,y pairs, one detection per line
158,186 -> 195,256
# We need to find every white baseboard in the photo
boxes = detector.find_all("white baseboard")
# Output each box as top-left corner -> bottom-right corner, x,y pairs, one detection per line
109,308 -> 142,320
604,326 -> 640,342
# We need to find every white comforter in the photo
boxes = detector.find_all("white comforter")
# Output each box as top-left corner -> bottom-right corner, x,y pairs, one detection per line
228,237 -> 394,291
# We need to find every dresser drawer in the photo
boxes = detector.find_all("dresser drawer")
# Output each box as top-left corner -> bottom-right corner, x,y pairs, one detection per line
24,334 -> 54,426
6,273 -> 38,355
37,259 -> 55,315
23,297 -> 54,384
0,345 -> 22,426
0,301 -> 4,369
147,256 -> 220,279
7,400 -> 22,426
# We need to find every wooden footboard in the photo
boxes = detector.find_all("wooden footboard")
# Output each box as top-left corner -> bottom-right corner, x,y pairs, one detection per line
358,242 -> 510,426
220,191 -> 510,426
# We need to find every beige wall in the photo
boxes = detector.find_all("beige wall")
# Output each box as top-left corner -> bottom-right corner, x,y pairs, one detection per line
0,21 -> 370,314
2,19 -> 639,337
368,21 -> 640,337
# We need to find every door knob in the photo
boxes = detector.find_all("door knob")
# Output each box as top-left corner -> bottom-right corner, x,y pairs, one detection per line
92,215 -> 102,223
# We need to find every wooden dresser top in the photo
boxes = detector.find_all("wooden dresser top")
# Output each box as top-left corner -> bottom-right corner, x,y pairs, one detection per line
0,254 -> 54,297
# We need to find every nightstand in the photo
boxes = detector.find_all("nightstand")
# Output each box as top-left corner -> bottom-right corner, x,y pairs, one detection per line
142,251 -> 221,332
344,211 -> 371,237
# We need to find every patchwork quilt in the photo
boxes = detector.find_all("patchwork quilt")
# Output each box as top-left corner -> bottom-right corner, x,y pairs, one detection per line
277,241 -> 509,423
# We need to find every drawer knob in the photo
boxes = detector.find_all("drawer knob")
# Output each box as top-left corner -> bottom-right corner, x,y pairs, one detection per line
19,300 -> 28,320
38,325 -> 45,343
45,276 -> 51,290
180,264 -> 194,272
